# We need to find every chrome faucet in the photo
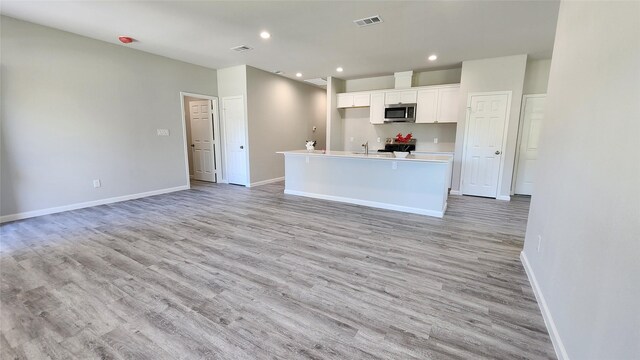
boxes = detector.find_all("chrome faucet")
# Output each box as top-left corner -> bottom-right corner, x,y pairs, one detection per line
362,141 -> 369,155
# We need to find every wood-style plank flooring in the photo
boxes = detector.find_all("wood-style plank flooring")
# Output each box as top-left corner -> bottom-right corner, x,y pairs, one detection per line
0,181 -> 555,359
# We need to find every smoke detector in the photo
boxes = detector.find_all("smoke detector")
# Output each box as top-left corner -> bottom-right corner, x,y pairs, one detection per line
353,15 -> 383,27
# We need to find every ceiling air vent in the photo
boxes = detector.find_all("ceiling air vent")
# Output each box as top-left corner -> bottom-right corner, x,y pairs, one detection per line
353,15 -> 383,27
231,45 -> 253,52
304,78 -> 328,87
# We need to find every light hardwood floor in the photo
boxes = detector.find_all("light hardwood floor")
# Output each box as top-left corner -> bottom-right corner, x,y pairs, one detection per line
0,181 -> 555,359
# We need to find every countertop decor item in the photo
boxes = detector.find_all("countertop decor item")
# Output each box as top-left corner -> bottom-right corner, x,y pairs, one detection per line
305,140 -> 316,151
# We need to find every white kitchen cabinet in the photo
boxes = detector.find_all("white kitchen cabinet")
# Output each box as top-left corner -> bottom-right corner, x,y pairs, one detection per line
415,89 -> 438,123
435,87 -> 460,123
415,85 -> 460,123
384,90 -> 417,105
337,93 -> 370,108
353,93 -> 370,107
369,92 -> 385,124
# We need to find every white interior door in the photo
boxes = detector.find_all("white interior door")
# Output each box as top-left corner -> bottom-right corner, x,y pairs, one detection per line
222,96 -> 247,186
189,100 -> 216,182
462,93 -> 510,198
515,95 -> 546,195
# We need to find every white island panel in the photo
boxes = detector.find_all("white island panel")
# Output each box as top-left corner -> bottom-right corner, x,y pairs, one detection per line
280,151 -> 450,217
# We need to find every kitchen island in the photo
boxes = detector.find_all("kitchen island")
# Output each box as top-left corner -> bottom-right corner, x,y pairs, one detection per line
278,150 -> 452,218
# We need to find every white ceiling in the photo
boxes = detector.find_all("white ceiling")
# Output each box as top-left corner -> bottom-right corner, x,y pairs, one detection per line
0,1 -> 559,81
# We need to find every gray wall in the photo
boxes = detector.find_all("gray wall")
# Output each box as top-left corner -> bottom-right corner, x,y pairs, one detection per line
452,54 -> 528,197
523,59 -> 552,95
0,16 -> 218,218
523,2 -> 640,359
245,66 -> 326,184
326,77 -> 346,151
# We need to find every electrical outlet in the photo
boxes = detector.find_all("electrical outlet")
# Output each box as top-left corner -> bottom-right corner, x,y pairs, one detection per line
93,179 -> 101,188
157,129 -> 170,136
537,235 -> 543,252
434,137 -> 439,144
377,137 -> 381,143
391,161 -> 398,170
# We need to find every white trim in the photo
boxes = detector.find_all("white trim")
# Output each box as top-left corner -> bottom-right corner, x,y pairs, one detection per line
513,94 -> 546,195
520,252 -> 570,360
284,189 -> 446,218
0,185 -> 189,223
460,91 -> 512,199
449,190 -> 463,196
180,92 -> 224,184
247,177 -> 284,188
497,195 -> 511,201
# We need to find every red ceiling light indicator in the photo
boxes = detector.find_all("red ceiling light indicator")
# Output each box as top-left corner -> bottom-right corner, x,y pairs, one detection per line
118,36 -> 134,44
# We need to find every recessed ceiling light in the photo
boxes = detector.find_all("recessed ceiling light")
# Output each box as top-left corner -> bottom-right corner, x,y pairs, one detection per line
336,67 -> 344,72
260,31 -> 271,39
296,73 -> 302,77
428,55 -> 438,61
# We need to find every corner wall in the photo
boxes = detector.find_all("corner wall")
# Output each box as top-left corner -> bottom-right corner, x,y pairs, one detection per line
451,54 -> 528,197
245,66 -> 326,185
0,16 -> 218,220
522,2 -> 640,359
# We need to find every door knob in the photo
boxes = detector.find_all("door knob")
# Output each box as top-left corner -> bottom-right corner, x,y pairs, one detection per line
495,150 -> 501,155
240,145 -> 244,149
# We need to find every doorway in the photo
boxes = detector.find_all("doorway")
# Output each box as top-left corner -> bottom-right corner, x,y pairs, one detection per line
514,94 -> 546,195
180,92 -> 222,185
461,91 -> 512,198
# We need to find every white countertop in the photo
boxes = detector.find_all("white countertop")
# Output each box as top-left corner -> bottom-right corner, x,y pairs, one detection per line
278,150 -> 452,163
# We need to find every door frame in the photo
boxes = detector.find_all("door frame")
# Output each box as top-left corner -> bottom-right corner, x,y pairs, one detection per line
460,91 -> 512,199
180,92 -> 224,186
220,95 -> 250,186
512,93 -> 546,194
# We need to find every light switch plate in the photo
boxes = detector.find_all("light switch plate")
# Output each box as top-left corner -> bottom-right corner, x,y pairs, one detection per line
157,129 -> 170,136
93,179 -> 101,188
434,137 -> 439,144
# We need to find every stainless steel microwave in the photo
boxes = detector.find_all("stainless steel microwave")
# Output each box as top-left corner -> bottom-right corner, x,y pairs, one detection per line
384,104 -> 416,122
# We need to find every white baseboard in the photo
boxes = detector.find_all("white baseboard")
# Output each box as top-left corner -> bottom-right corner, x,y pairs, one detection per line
497,195 -> 511,201
247,177 -> 284,188
520,252 -> 569,360
284,189 -> 445,218
0,185 -> 190,223
449,190 -> 462,196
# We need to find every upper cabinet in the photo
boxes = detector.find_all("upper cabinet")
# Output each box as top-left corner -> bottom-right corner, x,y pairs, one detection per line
415,85 -> 460,123
384,90 -> 417,105
416,89 -> 438,123
337,93 -> 370,108
336,84 -> 460,124
369,92 -> 385,124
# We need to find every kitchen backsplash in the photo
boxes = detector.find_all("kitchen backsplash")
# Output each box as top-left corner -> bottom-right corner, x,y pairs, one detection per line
342,107 -> 457,153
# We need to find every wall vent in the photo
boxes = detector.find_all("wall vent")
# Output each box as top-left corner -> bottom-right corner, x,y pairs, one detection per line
353,15 -> 383,27
304,78 -> 328,87
231,45 -> 253,52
